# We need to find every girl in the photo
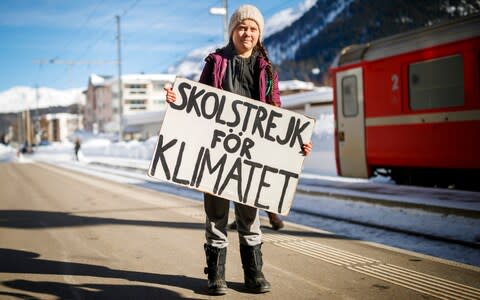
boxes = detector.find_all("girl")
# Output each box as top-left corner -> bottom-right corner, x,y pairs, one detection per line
165,4 -> 312,295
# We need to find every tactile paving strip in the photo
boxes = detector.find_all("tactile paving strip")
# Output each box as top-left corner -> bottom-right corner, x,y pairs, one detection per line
263,232 -> 480,300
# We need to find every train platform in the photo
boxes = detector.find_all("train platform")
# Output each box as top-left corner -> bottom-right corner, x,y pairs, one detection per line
83,155 -> 480,217
298,173 -> 480,217
1,162 -> 480,299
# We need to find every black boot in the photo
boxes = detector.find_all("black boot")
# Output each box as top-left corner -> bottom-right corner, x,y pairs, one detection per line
204,244 -> 228,295
228,220 -> 237,230
268,212 -> 284,230
240,243 -> 271,293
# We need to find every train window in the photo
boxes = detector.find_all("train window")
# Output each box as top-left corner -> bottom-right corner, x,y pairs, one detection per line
342,75 -> 358,117
409,55 -> 464,110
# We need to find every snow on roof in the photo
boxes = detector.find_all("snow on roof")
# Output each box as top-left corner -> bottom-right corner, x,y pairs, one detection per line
89,74 -> 109,86
279,80 -> 315,92
281,87 -> 333,108
44,112 -> 80,120
123,110 -> 165,126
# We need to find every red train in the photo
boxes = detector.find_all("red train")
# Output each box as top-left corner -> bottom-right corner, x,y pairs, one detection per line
329,14 -> 480,189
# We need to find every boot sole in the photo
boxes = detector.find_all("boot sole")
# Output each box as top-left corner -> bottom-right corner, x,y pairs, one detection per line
208,290 -> 227,296
246,287 -> 271,293
208,287 -> 228,295
245,284 -> 271,294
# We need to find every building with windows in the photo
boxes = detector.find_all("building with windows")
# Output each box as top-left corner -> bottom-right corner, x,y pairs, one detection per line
83,73 -> 175,140
84,74 -> 113,134
109,74 -> 175,115
40,113 -> 82,143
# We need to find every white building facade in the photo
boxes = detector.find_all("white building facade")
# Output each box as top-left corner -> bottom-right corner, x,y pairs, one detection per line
84,73 -> 175,140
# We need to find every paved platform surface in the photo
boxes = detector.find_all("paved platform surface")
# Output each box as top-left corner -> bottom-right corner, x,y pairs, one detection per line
1,162 -> 479,299
86,155 -> 480,216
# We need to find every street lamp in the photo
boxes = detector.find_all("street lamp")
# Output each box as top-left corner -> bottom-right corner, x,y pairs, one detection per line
209,0 -> 228,44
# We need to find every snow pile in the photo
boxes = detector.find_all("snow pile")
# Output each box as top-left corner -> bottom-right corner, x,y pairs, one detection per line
0,143 -> 16,162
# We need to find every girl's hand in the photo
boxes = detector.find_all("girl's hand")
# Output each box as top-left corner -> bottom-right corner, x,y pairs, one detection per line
302,141 -> 312,156
164,83 -> 176,104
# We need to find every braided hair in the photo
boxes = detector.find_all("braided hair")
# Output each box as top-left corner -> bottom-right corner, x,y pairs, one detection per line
255,41 -> 273,82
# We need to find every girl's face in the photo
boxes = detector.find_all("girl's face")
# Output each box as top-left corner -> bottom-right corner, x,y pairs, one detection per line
232,19 -> 260,57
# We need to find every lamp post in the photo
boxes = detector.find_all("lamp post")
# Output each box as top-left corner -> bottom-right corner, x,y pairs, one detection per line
209,0 -> 228,44
311,67 -> 321,84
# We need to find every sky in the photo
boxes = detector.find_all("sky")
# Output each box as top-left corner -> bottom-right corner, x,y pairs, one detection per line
0,0 -> 313,92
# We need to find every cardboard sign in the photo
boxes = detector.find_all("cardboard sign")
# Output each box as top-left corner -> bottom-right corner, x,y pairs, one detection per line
148,77 -> 314,215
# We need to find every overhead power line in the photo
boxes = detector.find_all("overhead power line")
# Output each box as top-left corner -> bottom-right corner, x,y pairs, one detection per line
33,60 -> 118,65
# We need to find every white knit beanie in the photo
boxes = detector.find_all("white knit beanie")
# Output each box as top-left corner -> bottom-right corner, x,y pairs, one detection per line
228,4 -> 265,40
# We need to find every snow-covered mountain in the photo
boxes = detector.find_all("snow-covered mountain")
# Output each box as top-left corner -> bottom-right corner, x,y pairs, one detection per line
264,0 -> 317,37
167,45 -> 219,80
168,0 -> 316,80
170,0 -> 480,83
270,0 -> 480,82
0,86 -> 84,114
265,0 -> 353,64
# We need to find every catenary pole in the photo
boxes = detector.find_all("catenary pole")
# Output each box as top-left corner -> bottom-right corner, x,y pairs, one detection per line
32,59 -> 117,133
116,15 -> 123,142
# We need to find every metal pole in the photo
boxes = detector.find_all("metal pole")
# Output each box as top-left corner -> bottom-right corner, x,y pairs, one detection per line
17,112 -> 21,145
35,84 -> 40,141
116,15 -> 123,142
223,0 -> 228,44
32,60 -> 117,136
26,109 -> 32,150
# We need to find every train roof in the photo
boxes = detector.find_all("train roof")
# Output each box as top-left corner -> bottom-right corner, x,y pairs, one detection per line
330,13 -> 480,68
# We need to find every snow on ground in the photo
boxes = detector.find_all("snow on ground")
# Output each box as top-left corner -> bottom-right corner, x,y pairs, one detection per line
0,143 -> 16,162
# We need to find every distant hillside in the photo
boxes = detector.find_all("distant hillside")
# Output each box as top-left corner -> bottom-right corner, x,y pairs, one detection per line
0,86 -> 84,114
265,0 -> 480,83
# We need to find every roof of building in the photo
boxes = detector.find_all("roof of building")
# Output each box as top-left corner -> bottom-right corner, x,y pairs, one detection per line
123,110 -> 165,126
89,74 -> 112,87
279,80 -> 315,92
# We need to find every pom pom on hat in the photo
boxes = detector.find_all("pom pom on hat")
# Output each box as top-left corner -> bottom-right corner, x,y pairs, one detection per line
228,4 -> 264,40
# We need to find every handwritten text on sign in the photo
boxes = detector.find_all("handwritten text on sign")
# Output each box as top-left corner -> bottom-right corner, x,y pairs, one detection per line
148,78 -> 314,215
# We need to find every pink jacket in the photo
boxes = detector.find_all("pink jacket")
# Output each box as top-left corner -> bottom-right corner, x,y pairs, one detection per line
199,51 -> 282,107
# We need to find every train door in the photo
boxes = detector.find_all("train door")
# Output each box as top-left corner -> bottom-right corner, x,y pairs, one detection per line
335,67 -> 368,178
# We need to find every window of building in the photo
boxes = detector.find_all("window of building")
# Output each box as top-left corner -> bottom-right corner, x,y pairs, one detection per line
130,106 -> 146,110
152,81 -> 170,91
125,99 -> 147,105
153,99 -> 166,110
409,54 -> 464,110
126,84 -> 147,89
342,75 -> 358,117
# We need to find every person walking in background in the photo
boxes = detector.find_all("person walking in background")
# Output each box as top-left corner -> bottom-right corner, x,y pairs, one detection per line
165,4 -> 312,295
74,137 -> 81,161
